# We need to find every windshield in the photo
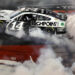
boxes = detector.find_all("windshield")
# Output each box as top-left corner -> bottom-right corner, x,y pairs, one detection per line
10,11 -> 22,19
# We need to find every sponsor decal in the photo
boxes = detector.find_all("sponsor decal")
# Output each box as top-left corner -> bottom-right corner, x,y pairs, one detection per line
34,21 -> 58,27
8,21 -> 24,31
7,21 -> 58,31
61,22 -> 65,26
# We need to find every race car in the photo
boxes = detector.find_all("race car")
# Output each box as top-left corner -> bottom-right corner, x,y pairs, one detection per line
0,8 -> 67,35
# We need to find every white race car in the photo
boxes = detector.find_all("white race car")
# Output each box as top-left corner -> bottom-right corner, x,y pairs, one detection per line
0,8 -> 67,34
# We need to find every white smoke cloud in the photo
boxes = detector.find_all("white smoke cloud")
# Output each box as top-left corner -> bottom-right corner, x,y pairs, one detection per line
12,66 -> 33,75
29,28 -> 61,45
0,46 -> 74,75
71,63 -> 75,72
35,47 -> 72,75
5,29 -> 25,39
66,13 -> 75,41
29,28 -> 46,38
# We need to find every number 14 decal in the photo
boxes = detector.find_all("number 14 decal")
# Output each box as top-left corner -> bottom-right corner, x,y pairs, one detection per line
10,21 -> 24,30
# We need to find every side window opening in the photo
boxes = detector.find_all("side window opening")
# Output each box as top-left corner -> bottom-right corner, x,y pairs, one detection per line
37,15 -> 51,20
15,15 -> 28,21
16,14 -> 36,21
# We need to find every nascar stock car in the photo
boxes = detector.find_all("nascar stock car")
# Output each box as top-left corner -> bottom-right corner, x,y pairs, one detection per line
0,7 -> 67,35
